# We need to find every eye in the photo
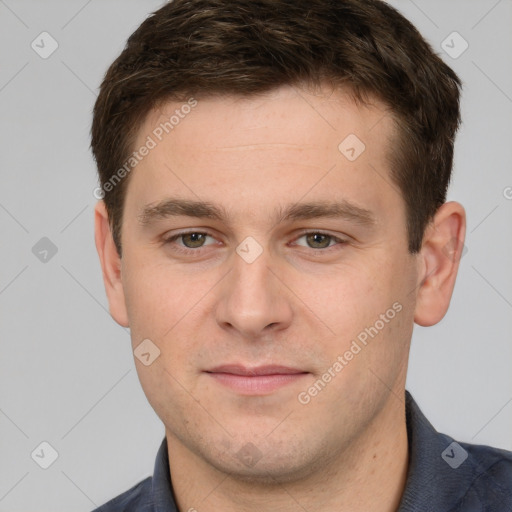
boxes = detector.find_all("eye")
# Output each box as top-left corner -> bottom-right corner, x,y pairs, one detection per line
164,231 -> 216,254
292,231 -> 347,251
163,230 -> 348,257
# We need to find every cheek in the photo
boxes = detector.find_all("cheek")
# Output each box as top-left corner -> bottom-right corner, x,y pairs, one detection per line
312,262 -> 385,330
314,255 -> 411,360
122,258 -> 210,380
122,258 -> 184,342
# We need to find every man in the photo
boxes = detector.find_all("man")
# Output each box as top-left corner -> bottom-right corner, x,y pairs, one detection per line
90,0 -> 512,510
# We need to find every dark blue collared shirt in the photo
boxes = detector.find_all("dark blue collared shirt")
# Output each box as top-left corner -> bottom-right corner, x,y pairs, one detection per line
93,391 -> 512,511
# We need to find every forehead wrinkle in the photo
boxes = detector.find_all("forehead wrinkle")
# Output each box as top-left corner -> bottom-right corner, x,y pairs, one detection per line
209,143 -> 319,151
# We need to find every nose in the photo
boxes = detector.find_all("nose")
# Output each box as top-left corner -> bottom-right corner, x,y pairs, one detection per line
215,245 -> 293,341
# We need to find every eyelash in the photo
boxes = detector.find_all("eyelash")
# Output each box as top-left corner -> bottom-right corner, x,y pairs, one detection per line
163,230 -> 348,256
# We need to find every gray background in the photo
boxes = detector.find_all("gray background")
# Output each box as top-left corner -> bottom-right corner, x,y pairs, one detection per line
0,0 -> 511,510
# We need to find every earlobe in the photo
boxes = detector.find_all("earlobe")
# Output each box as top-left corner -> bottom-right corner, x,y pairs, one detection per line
94,201 -> 130,327
414,201 -> 466,327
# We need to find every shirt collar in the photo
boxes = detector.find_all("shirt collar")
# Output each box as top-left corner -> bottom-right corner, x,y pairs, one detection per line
398,390 -> 475,511
149,436 -> 177,512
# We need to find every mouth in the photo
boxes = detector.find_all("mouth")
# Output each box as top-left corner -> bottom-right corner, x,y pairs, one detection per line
204,365 -> 309,395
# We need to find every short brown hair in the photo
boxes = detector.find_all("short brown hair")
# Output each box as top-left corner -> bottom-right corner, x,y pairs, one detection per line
91,0 -> 461,255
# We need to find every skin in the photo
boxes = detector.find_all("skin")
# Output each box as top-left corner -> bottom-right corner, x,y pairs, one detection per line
95,84 -> 466,512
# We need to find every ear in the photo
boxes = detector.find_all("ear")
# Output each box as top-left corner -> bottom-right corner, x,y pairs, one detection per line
414,201 -> 466,327
94,201 -> 129,327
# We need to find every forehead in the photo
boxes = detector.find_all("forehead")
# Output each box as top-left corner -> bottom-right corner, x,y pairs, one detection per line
139,84 -> 394,150
126,84 -> 401,225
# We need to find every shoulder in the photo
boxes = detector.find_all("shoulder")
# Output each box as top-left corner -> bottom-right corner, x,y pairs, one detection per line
452,440 -> 512,510
402,391 -> 512,511
91,437 -> 174,511
91,476 -> 153,512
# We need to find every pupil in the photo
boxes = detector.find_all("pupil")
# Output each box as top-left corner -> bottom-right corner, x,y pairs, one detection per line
185,233 -> 204,247
309,234 -> 329,248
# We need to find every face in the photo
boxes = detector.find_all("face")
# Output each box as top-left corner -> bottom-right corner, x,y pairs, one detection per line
105,84 -> 423,481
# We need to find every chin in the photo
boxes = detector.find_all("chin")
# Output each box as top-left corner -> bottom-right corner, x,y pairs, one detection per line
198,437 -> 327,486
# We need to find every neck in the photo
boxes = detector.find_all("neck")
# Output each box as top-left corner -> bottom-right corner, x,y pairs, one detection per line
167,394 -> 408,512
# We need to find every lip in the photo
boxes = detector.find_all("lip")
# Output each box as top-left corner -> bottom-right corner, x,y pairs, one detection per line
204,365 -> 309,395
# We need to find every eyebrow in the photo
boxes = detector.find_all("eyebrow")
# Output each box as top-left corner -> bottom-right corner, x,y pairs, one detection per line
137,197 -> 376,228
